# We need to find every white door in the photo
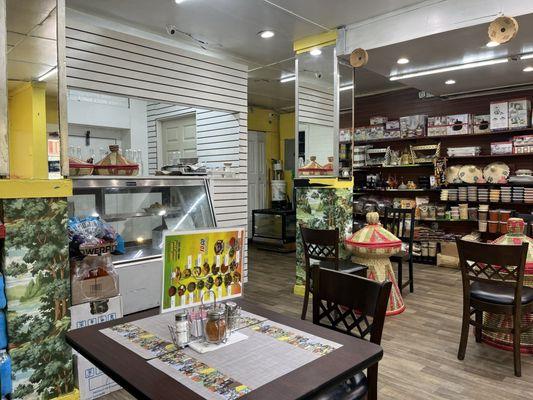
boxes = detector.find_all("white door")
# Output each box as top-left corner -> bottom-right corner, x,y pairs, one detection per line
248,131 -> 267,237
161,114 -> 197,164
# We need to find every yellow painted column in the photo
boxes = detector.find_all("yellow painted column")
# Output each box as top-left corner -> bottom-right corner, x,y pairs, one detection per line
8,82 -> 48,179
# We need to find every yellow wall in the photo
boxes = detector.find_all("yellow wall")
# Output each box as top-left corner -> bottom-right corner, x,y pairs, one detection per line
8,83 -> 48,179
46,93 -> 59,125
280,112 -> 295,201
248,107 -> 280,206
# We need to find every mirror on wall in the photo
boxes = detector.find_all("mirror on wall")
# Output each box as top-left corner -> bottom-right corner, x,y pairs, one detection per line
296,44 -> 337,177
6,0 -> 60,178
67,88 -> 241,176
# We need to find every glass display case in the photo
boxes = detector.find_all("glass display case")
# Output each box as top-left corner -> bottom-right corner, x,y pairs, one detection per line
69,177 -> 216,264
252,209 -> 296,252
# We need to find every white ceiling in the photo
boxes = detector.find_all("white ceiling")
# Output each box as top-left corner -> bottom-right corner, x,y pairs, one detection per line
366,13 -> 533,97
66,0 -> 428,109
6,0 -> 58,94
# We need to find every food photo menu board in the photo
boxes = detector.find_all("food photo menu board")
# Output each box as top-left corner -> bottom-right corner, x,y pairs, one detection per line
162,228 -> 245,313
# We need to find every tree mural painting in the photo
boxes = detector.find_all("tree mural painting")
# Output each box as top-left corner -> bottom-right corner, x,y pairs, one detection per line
3,198 -> 74,399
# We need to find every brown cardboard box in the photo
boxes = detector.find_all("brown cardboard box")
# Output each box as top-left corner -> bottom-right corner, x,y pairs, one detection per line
71,275 -> 119,306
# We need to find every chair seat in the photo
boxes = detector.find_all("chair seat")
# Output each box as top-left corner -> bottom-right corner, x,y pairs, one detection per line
311,372 -> 368,400
470,281 -> 533,305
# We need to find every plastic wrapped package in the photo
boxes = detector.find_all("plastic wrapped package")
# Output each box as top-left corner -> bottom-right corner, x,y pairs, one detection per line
71,254 -> 119,305
68,217 -> 125,258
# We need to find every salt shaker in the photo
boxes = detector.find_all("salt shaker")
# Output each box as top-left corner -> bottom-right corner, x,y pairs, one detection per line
174,311 -> 189,348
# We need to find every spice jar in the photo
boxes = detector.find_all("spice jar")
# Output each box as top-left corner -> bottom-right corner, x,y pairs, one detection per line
205,308 -> 227,344
174,311 -> 189,348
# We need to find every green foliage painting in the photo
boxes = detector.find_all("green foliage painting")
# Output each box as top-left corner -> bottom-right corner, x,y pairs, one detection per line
295,188 -> 353,286
3,198 -> 73,399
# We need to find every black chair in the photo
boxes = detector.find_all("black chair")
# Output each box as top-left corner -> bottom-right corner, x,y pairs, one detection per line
300,225 -> 367,320
456,239 -> 533,377
383,207 -> 415,294
311,267 -> 391,400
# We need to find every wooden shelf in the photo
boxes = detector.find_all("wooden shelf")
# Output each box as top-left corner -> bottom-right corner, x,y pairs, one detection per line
444,182 -> 533,187
353,188 -> 436,194
352,128 -> 533,146
353,163 -> 434,170
446,153 -> 532,159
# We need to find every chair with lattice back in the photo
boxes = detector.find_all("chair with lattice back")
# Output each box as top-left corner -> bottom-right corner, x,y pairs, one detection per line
299,225 -> 339,320
311,267 -> 391,400
456,239 -> 533,377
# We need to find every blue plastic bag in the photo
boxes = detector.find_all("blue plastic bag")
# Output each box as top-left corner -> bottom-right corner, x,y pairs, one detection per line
0,275 -> 5,309
0,312 -> 7,350
0,350 -> 12,396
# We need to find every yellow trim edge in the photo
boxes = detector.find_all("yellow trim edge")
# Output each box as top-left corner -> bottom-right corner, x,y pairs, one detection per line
52,389 -> 79,400
293,284 -> 305,297
293,30 -> 337,54
0,179 -> 73,199
308,177 -> 353,189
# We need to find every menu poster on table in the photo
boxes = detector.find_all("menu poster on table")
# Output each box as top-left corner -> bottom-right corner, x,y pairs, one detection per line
161,228 -> 245,313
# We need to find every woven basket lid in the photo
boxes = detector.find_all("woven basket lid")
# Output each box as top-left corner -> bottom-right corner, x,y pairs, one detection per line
492,218 -> 533,269
345,212 -> 402,249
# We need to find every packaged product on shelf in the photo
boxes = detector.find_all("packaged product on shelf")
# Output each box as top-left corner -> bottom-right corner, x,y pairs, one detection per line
513,135 -> 533,154
490,141 -> 513,155
508,98 -> 531,129
427,116 -> 447,136
71,254 -> 119,305
354,127 -> 368,142
367,125 -> 385,141
446,114 -> 473,135
384,120 -> 401,138
490,101 -> 509,131
473,114 -> 491,134
370,116 -> 388,125
353,146 -> 368,167
339,129 -> 352,142
399,115 -> 427,138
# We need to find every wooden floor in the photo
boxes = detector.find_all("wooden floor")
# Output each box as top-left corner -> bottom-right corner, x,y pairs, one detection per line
102,247 -> 533,399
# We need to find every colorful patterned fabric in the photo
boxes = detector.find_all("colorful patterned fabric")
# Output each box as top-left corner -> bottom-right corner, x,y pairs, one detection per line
158,351 -> 251,399
109,323 -> 176,357
250,322 -> 338,356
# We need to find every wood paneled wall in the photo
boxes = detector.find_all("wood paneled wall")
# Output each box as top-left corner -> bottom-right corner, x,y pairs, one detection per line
342,87 -> 533,128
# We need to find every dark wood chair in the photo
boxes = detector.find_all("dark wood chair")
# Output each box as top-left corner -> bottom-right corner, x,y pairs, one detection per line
456,239 -> 533,377
300,225 -> 367,320
383,207 -> 416,294
311,267 -> 392,400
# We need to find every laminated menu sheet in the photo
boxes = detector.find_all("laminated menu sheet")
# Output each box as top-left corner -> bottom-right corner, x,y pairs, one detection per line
100,310 -> 267,360
148,320 -> 342,400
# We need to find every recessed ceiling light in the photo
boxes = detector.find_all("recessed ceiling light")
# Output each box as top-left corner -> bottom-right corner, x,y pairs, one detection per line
397,57 -> 409,64
259,30 -> 275,39
280,75 -> 295,83
524,66 -> 533,72
445,79 -> 456,85
486,41 -> 500,48
174,0 -> 187,4
390,57 -> 508,81
521,54 -> 533,60
310,48 -> 322,56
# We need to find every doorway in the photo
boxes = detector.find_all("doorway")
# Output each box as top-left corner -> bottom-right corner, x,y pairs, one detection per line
160,114 -> 197,165
247,131 -> 267,237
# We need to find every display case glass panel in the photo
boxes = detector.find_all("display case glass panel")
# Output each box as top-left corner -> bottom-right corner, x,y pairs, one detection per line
69,177 -> 216,263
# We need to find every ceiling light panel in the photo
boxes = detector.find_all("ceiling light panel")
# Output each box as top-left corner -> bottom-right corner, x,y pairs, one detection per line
389,57 -> 508,81
397,57 -> 409,64
259,30 -> 275,39
310,48 -> 322,56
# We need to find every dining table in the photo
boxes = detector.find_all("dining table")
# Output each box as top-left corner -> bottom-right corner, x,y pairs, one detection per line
66,298 -> 383,400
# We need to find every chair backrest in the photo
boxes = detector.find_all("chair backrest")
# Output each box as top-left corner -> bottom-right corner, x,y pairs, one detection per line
312,267 -> 392,345
300,225 -> 339,269
383,208 -> 415,249
456,239 -> 529,303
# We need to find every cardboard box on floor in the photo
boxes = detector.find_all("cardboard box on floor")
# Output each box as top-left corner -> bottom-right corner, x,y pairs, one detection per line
437,241 -> 459,269
70,296 -> 123,399
71,274 -> 119,306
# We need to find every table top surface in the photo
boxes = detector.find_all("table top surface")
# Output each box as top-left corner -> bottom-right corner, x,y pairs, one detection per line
66,299 -> 383,400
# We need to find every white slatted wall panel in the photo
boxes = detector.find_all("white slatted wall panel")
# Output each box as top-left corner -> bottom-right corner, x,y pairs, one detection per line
65,22 -> 249,278
298,83 -> 334,126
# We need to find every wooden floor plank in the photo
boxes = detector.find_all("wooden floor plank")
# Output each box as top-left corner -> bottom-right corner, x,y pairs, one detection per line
100,247 -> 532,399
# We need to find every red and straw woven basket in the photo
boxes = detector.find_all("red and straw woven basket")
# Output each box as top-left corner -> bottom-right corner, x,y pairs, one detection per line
69,157 -> 94,176
94,145 -> 139,176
